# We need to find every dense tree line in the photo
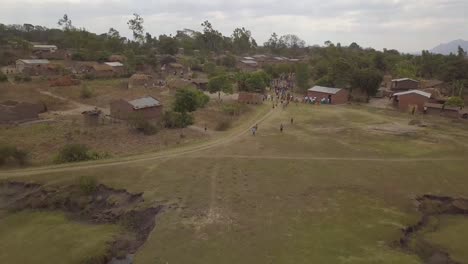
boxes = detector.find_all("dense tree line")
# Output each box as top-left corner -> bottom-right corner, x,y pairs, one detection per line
1,14 -> 467,97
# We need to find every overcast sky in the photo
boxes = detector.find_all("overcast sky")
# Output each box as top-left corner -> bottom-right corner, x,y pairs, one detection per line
1,0 -> 467,52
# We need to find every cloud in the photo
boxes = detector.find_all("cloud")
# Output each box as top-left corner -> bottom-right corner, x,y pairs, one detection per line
1,0 -> 468,52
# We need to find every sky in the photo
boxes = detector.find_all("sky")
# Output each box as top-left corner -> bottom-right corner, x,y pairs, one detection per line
1,0 -> 467,52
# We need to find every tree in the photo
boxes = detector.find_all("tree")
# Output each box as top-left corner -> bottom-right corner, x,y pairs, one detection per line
295,63 -> 310,92
158,34 -> 178,55
351,68 -> 383,101
58,14 -> 73,31
208,74 -> 233,99
199,20 -> 224,52
458,46 -> 467,58
127,13 -> 144,43
264,33 -> 280,54
232,27 -> 256,54
173,88 -> 209,113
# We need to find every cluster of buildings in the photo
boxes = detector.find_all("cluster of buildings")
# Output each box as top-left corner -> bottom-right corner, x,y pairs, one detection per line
237,55 -> 304,72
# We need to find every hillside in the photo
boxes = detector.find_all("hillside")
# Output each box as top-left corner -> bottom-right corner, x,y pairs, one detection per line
430,39 -> 468,55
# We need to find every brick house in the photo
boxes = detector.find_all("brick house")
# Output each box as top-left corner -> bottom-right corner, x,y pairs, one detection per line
128,74 -> 153,89
238,92 -> 264,104
110,96 -> 163,120
392,90 -> 432,112
237,60 -> 258,72
424,103 -> 463,118
105,62 -> 125,76
391,78 -> 420,91
16,59 -> 50,74
307,86 -> 349,104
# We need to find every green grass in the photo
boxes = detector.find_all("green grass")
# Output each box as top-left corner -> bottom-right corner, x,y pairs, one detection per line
423,216 -> 468,264
0,211 -> 121,264
2,103 -> 468,263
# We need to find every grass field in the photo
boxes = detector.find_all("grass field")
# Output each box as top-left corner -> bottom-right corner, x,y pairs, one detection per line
1,103 -> 468,263
0,211 -> 121,264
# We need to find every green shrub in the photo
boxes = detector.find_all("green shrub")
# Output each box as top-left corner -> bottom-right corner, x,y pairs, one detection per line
14,74 -> 31,82
215,119 -> 232,131
163,111 -> 194,128
54,144 -> 106,164
128,114 -> 159,135
80,85 -> 94,99
445,96 -> 464,107
222,102 -> 245,116
78,176 -> 98,195
0,72 -> 7,82
0,145 -> 28,166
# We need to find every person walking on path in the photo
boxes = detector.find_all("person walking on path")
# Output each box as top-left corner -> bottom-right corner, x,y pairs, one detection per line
280,123 -> 284,133
291,118 -> 294,124
251,126 -> 256,136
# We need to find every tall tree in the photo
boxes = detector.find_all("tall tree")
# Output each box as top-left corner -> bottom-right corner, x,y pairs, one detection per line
295,63 -> 310,92
127,13 -> 145,43
231,27 -> 256,54
208,74 -> 233,99
58,14 -> 73,31
351,68 -> 383,101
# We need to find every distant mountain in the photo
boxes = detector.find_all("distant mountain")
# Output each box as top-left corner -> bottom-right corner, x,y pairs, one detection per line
430,39 -> 468,55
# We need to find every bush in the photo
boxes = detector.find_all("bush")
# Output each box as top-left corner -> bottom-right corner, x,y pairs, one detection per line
0,145 -> 28,166
215,119 -> 232,131
173,88 -> 210,113
222,102 -> 245,116
0,72 -> 7,82
14,74 -> 31,82
54,144 -> 107,164
445,96 -> 464,107
80,85 -> 94,99
78,176 -> 98,195
128,113 -> 159,135
163,111 -> 194,128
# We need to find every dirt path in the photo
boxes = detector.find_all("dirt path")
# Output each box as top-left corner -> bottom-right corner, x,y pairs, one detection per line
0,106 -> 276,178
39,90 -> 110,115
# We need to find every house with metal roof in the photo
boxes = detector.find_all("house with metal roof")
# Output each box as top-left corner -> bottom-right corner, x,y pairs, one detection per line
32,45 -> 58,52
237,60 -> 258,72
391,78 -> 420,91
307,86 -> 349,104
110,96 -> 163,120
392,90 -> 432,112
16,59 -> 51,74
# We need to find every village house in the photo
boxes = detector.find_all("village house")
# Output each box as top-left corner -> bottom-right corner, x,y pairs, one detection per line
392,90 -> 432,112
32,44 -> 58,53
238,92 -> 264,104
162,63 -> 185,74
237,60 -> 258,72
105,62 -> 125,76
110,96 -> 163,120
77,62 -> 115,78
108,55 -> 127,63
128,74 -> 153,89
191,78 -> 209,91
424,103 -> 461,118
391,78 -> 420,91
16,59 -> 50,74
307,86 -> 349,104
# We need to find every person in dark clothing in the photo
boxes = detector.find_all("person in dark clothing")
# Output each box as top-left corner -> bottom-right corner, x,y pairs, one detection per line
291,118 -> 294,124
411,106 -> 416,115
280,123 -> 283,132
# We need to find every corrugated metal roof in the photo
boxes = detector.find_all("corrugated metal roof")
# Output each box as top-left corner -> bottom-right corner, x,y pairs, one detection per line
392,78 -> 419,83
243,56 -> 255,60
393,90 -> 431,98
18,59 -> 50,64
308,86 -> 343,94
105,62 -> 124,67
33,45 -> 57,49
240,60 -> 257,65
128,96 -> 161,110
